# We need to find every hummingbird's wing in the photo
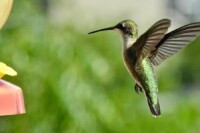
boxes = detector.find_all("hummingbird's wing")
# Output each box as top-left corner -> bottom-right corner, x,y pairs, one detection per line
132,19 -> 171,61
149,22 -> 200,65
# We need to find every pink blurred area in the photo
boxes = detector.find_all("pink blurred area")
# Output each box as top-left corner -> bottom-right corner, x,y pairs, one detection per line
0,79 -> 25,116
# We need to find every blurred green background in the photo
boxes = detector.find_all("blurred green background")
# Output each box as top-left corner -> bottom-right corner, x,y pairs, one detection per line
1,0 -> 200,133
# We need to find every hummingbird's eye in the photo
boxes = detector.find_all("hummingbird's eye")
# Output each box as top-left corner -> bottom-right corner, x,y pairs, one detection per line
122,23 -> 126,28
120,23 -> 128,31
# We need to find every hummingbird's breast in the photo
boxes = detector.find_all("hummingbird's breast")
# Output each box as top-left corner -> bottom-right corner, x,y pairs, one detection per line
123,50 -> 139,81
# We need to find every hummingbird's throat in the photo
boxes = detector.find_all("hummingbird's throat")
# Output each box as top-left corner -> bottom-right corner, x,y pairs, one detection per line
115,28 -> 137,49
123,35 -> 137,49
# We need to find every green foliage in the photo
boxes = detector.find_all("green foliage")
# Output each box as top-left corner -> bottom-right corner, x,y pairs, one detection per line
1,1 -> 200,133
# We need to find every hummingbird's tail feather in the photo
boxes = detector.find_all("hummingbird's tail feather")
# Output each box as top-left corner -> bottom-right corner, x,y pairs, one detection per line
146,95 -> 161,117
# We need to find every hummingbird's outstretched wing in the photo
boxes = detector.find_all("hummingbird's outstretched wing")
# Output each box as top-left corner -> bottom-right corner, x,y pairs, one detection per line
149,22 -> 200,65
132,19 -> 171,61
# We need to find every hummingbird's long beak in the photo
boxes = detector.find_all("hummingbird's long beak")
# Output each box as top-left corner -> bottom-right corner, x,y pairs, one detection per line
88,26 -> 115,34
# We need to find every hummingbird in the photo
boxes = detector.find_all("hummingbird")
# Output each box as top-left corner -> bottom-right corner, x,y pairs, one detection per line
88,19 -> 200,117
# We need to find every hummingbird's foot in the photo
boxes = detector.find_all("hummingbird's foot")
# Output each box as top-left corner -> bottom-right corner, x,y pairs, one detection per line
134,84 -> 143,94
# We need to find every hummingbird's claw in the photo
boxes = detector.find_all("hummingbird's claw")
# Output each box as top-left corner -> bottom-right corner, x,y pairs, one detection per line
134,84 -> 143,94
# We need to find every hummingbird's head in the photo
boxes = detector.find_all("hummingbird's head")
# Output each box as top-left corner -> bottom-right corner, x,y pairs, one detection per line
115,20 -> 138,36
88,20 -> 138,38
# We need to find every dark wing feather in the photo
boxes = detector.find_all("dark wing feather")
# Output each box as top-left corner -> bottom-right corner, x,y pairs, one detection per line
131,19 -> 171,60
149,22 -> 200,65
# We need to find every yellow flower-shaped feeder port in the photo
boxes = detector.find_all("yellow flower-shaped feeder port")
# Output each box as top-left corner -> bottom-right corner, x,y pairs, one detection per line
0,62 -> 17,78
